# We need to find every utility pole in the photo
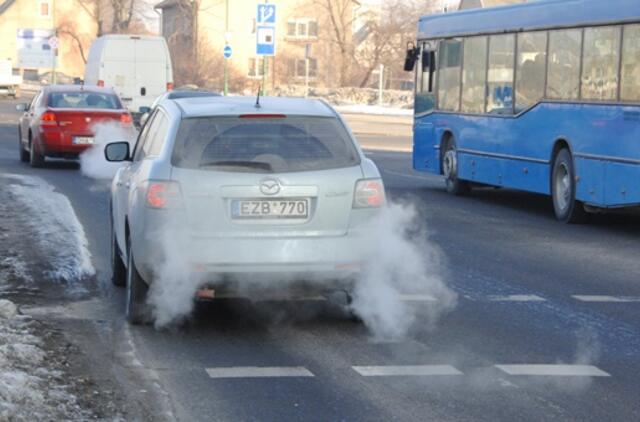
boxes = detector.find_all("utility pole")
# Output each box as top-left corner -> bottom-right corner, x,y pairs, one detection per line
304,43 -> 310,97
223,0 -> 229,95
52,0 -> 57,84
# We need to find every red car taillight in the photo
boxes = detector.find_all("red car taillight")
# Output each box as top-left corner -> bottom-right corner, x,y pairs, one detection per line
41,111 -> 57,127
353,179 -> 385,208
120,113 -> 133,124
166,82 -> 174,91
97,80 -> 104,87
146,181 -> 182,209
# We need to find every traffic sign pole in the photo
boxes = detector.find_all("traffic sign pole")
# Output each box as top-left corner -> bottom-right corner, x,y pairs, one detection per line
256,1 -> 275,96
223,0 -> 229,96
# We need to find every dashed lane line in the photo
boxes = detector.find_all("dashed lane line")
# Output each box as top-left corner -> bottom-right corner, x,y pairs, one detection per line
486,294 -> 546,302
352,365 -> 463,377
495,364 -> 610,377
205,366 -> 315,379
572,295 -> 640,303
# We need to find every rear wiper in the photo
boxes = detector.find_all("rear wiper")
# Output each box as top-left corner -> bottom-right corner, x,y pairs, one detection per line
199,160 -> 272,171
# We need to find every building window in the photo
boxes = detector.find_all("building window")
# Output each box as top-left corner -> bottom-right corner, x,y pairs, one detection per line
286,19 -> 318,39
547,29 -> 582,100
515,31 -> 547,112
289,58 -> 318,78
39,0 -> 51,18
248,58 -> 265,78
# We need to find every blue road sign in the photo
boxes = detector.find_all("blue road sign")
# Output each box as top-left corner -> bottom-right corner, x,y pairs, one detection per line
256,26 -> 275,56
257,4 -> 276,25
223,45 -> 232,59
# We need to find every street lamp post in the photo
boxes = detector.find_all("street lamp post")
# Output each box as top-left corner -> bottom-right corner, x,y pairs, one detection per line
223,0 -> 229,95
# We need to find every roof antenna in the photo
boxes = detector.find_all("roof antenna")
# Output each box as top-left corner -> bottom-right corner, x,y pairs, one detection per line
255,86 -> 261,109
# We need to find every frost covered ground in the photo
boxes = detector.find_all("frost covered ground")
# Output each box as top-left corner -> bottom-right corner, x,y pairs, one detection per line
0,173 -> 123,420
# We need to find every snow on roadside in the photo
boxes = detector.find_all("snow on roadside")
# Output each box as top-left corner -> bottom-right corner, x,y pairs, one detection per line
5,175 -> 95,284
334,104 -> 413,116
0,299 -> 89,420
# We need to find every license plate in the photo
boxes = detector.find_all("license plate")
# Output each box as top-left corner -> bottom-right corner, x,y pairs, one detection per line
72,136 -> 94,145
231,199 -> 309,219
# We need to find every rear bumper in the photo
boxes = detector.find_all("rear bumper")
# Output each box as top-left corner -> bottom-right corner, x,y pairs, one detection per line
38,128 -> 93,156
134,231 -> 369,287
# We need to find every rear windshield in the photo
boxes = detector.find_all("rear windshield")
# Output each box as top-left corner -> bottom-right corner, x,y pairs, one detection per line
171,116 -> 361,173
47,92 -> 121,109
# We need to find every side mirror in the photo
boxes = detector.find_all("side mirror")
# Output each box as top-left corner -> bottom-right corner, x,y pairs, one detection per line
16,103 -> 28,112
104,142 -> 131,162
403,42 -> 420,72
138,106 -> 151,114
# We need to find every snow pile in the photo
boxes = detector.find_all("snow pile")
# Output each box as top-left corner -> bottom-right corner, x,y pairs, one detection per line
0,299 -> 88,420
334,104 -> 413,116
6,175 -> 95,284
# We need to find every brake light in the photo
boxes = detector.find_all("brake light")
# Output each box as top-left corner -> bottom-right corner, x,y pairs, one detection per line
353,179 -> 385,208
239,114 -> 286,119
120,113 -> 133,124
146,181 -> 182,209
166,82 -> 174,91
41,111 -> 57,126
97,80 -> 104,87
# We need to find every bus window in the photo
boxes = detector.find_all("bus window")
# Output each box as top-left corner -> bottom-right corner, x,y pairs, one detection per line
437,39 -> 462,111
547,29 -> 582,100
515,31 -> 547,112
487,34 -> 515,114
620,24 -> 640,102
582,26 -> 621,101
415,41 -> 437,114
461,36 -> 487,114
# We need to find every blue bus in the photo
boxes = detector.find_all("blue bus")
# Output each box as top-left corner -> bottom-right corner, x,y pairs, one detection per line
405,0 -> 640,222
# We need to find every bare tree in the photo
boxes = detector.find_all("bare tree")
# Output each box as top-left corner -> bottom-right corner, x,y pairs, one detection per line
57,19 -> 91,64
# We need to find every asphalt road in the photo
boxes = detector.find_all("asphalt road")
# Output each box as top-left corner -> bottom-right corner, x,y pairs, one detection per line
1,97 -> 640,421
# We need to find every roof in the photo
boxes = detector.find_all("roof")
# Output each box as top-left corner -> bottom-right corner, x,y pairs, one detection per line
418,0 -> 640,39
43,84 -> 117,94
155,0 -> 183,9
170,96 -> 337,119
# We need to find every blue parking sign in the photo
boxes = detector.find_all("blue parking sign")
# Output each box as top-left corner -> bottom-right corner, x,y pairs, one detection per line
256,26 -> 275,56
223,45 -> 232,59
257,4 -> 276,25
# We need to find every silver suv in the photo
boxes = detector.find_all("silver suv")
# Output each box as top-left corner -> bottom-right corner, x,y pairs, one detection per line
106,96 -> 385,324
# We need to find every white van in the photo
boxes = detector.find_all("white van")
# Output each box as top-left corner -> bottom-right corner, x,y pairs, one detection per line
84,35 -> 173,114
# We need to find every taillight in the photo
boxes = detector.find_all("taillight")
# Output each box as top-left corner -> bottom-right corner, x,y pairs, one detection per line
166,82 -> 174,91
41,111 -> 57,126
120,113 -> 133,124
145,181 -> 182,209
97,80 -> 104,87
353,179 -> 385,208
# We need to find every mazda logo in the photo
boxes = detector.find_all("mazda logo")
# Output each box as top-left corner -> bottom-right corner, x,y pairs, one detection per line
260,178 -> 281,195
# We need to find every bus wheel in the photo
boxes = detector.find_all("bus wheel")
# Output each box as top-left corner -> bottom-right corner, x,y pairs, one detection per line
551,148 -> 587,223
442,139 -> 469,195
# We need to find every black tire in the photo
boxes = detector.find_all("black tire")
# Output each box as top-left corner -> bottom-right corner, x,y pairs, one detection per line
111,213 -> 126,287
442,137 -> 470,195
18,128 -> 29,163
551,148 -> 588,224
29,137 -> 45,168
125,236 -> 150,325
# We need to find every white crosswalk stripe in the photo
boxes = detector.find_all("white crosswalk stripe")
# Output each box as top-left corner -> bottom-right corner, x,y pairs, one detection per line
572,295 -> 640,303
205,366 -> 314,379
486,294 -> 546,302
352,365 -> 463,377
495,364 -> 610,377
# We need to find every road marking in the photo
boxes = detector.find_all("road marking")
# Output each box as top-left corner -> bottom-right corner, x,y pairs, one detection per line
487,294 -> 546,302
572,295 -> 640,303
398,294 -> 438,302
495,364 -> 610,377
352,365 -> 463,377
206,366 -> 314,379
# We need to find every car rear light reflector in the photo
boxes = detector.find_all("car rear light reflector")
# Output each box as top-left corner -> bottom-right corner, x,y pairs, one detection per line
353,179 -> 385,208
239,114 -> 286,119
41,111 -> 57,126
97,80 -> 104,87
166,82 -> 174,91
120,113 -> 133,124
145,181 -> 182,209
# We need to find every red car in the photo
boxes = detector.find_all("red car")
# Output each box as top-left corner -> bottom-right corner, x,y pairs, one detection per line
17,85 -> 133,167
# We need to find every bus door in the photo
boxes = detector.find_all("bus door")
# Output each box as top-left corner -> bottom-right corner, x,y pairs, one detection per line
413,41 -> 438,172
